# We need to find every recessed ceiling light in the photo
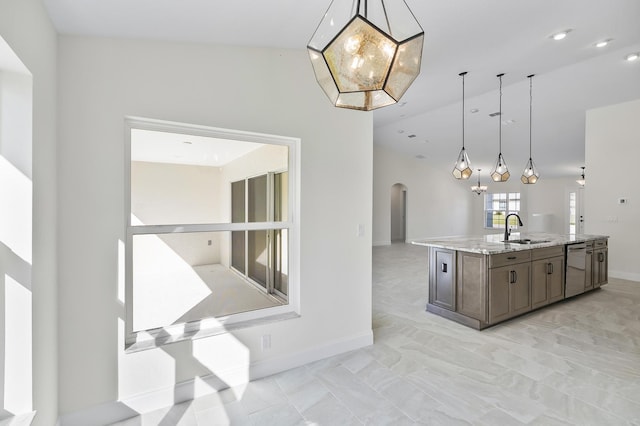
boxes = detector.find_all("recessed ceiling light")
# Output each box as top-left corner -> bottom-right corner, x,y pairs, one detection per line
551,29 -> 572,41
470,108 -> 479,113
398,129 -> 405,134
625,53 -> 639,62
595,39 -> 612,48
502,119 -> 516,125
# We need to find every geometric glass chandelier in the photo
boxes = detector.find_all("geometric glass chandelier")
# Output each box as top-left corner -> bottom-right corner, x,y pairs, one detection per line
491,73 -> 510,182
521,74 -> 540,184
307,0 -> 424,111
471,169 -> 488,195
452,71 -> 472,179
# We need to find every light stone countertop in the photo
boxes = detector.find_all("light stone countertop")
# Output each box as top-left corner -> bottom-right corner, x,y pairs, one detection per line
412,232 -> 608,255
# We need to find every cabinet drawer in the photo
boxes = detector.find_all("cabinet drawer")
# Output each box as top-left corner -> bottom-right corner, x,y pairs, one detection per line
531,245 -> 564,261
593,239 -> 607,248
489,250 -> 531,268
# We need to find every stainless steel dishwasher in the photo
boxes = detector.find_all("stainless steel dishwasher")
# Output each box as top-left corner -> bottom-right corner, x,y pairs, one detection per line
565,242 -> 592,297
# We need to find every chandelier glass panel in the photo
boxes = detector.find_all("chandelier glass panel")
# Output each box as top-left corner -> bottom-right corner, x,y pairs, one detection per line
307,0 -> 424,111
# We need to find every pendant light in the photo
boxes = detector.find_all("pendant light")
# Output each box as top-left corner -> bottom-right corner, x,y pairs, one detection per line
452,71 -> 472,179
521,74 -> 540,184
307,0 -> 424,111
576,166 -> 586,186
491,73 -> 510,182
471,169 -> 488,195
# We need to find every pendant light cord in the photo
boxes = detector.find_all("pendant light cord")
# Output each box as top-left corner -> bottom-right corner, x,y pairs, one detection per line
528,74 -> 534,160
460,72 -> 467,150
498,73 -> 503,154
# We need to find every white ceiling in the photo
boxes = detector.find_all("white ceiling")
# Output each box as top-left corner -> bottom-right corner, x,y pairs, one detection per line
130,129 -> 263,167
43,0 -> 640,178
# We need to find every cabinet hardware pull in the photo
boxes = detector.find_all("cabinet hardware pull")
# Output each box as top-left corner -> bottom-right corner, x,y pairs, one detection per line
441,263 -> 447,273
599,253 -> 604,262
547,263 -> 554,274
507,256 -> 517,260
510,270 -> 518,284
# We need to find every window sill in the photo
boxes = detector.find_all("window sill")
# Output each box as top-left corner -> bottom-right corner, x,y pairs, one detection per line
125,311 -> 300,353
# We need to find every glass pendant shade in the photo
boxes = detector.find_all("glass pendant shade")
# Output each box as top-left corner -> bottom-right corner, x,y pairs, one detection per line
307,0 -> 424,111
490,73 -> 510,182
521,158 -> 539,184
491,153 -> 510,182
452,71 -> 471,179
471,169 -> 487,195
453,147 -> 472,179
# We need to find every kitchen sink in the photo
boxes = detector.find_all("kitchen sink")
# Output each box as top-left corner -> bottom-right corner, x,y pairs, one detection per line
504,239 -> 551,245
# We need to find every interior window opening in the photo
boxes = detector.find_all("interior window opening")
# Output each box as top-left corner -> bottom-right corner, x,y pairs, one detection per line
125,118 -> 298,350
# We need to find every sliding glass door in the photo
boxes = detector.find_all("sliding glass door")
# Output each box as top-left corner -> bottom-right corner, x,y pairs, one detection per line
231,172 -> 288,298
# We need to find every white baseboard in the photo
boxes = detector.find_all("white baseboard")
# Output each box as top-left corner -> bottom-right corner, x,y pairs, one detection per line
609,270 -> 640,283
58,330 -> 373,426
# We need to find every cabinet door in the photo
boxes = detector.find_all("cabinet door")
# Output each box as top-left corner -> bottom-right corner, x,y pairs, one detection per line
489,263 -> 530,323
429,248 -> 456,310
488,265 -> 511,324
547,256 -> 565,303
531,259 -> 550,310
510,263 -> 531,317
585,250 -> 594,291
593,248 -> 608,287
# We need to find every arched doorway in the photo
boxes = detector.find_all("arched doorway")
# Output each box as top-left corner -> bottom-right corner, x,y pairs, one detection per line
390,183 -> 407,243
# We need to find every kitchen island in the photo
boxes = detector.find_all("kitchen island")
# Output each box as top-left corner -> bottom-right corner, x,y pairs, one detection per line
413,233 -> 608,329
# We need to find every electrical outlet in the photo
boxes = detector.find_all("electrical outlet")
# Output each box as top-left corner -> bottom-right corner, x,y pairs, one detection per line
261,334 -> 271,351
208,240 -> 212,246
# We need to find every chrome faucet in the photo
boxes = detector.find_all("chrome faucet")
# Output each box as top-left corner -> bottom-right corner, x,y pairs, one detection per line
504,213 -> 523,241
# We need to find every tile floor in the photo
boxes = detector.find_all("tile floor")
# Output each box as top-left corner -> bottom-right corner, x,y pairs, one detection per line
112,243 -> 640,425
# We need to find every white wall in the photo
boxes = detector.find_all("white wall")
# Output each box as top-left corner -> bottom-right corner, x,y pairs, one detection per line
57,35 -> 372,420
585,98 -> 640,282
373,144 -> 584,242
0,68 -> 33,419
524,176 -> 583,235
373,145 -> 473,245
132,161 -> 222,265
0,1 -> 58,425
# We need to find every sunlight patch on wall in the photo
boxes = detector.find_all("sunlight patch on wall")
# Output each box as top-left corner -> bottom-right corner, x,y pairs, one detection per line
193,334 -> 250,400
131,216 -> 211,331
117,318 -> 176,406
4,275 -> 32,414
0,156 -> 32,264
118,240 -> 125,305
